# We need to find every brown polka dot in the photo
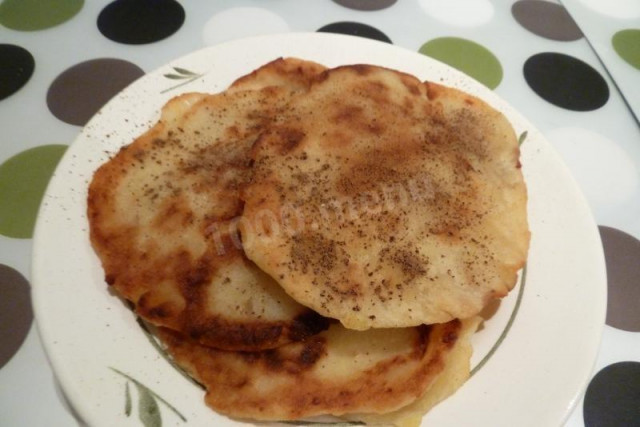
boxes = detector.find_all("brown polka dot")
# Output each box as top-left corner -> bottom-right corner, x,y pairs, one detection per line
0,264 -> 32,369
46,58 -> 144,126
512,0 -> 583,41
599,226 -> 640,332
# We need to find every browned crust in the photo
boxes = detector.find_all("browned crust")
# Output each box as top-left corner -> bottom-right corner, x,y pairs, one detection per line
156,320 -> 464,420
88,61 -> 331,351
88,113 -> 329,350
230,57 -> 327,92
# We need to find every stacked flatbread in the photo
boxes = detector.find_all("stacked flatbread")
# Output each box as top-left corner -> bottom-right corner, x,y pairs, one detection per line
88,57 -> 529,426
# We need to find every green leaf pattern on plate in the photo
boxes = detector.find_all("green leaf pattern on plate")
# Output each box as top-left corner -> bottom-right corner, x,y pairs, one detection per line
125,381 -> 132,417
111,367 -> 187,426
161,66 -> 204,94
518,130 -> 528,146
135,382 -> 161,427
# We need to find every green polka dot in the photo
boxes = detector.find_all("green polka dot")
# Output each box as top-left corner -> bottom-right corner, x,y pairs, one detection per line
0,145 -> 67,239
419,37 -> 503,89
0,0 -> 83,31
612,29 -> 640,70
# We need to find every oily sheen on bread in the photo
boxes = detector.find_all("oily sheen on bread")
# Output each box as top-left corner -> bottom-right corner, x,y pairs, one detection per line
87,59 -> 330,350
240,64 -> 530,330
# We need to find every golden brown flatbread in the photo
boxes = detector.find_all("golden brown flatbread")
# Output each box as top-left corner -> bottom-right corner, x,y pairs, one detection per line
344,318 -> 479,427
87,58 -> 329,351
228,57 -> 326,92
156,317 -> 480,424
89,57 -> 526,425
240,64 -> 530,330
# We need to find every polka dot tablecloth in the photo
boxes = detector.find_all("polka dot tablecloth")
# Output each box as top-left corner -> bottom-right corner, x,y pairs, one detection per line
0,1 -> 638,426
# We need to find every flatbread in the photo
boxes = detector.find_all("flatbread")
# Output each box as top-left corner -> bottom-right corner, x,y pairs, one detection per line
240,64 -> 530,330
89,58 -> 522,424
228,56 -> 326,92
87,58 -> 330,351
345,317 -> 480,427
156,317 -> 480,424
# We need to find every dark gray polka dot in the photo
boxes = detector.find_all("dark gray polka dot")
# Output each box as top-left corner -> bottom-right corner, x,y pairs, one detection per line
512,0 -> 583,41
332,0 -> 397,11
0,264 -> 32,369
317,21 -> 392,43
97,0 -> 185,45
599,226 -> 640,332
523,52 -> 609,111
46,58 -> 144,126
584,362 -> 640,427
0,44 -> 35,101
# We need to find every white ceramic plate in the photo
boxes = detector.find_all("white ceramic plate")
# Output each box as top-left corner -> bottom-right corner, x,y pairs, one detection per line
32,33 -> 606,427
